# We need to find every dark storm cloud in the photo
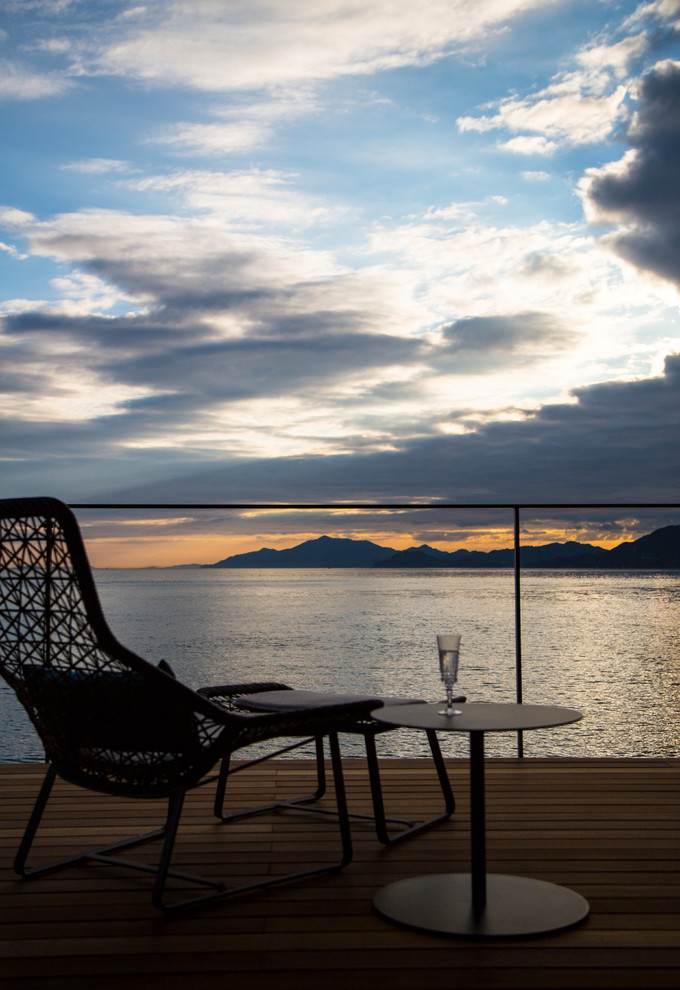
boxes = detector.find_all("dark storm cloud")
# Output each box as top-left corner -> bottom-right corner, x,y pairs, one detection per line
3,309 -> 427,405
585,60 -> 680,288
6,303 -> 567,419
28,233 -> 372,335
84,253 -> 268,309
443,313 -> 565,352
0,208 -> 584,454
107,330 -> 427,399
2,269 -> 429,412
5,353 -> 678,553
5,310 -> 194,348
253,308 -> 375,338
441,312 -> 576,370
0,366 -> 52,394
98,353 -> 680,506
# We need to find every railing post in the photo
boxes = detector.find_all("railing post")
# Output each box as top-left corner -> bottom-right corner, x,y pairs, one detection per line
513,506 -> 524,757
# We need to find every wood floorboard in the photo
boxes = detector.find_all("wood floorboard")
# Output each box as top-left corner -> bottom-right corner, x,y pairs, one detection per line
2,757 -> 680,989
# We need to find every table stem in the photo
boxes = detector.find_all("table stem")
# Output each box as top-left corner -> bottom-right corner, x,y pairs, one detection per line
469,730 -> 486,912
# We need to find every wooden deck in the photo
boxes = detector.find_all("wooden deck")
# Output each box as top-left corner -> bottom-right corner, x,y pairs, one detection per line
2,756 -> 680,989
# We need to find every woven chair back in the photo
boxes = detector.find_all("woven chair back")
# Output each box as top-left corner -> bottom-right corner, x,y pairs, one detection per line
0,497 -> 225,796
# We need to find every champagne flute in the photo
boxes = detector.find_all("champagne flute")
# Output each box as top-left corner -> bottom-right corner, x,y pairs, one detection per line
437,634 -> 463,716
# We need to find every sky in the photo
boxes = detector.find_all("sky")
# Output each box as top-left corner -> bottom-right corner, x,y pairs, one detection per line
2,0 -> 680,565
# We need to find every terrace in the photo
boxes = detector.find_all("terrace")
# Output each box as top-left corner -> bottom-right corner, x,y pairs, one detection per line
2,755 -> 680,989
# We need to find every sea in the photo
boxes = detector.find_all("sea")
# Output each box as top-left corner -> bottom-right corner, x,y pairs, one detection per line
2,567 -> 680,763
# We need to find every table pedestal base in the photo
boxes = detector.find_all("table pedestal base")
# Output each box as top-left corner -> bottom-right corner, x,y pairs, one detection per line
373,873 -> 589,937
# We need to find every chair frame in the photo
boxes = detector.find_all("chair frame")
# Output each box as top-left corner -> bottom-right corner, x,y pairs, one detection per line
13,732 -> 354,913
199,683 -> 460,845
0,496 -> 378,912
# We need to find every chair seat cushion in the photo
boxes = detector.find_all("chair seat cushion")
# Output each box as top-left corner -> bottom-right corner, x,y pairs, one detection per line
237,689 -> 425,712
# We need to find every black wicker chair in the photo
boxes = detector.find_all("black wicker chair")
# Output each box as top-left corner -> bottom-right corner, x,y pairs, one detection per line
0,497 -> 379,911
199,683 -> 462,845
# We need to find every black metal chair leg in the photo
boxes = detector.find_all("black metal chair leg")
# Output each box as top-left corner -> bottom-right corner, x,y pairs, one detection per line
364,730 -> 455,846
327,731 -> 352,868
426,728 -> 456,814
153,788 -> 226,910
213,735 -> 328,823
363,733 -> 416,844
213,751 -> 231,818
162,732 -> 354,913
277,734 -> 328,810
311,734 -> 328,800
14,764 -> 58,877
214,728 -> 455,843
15,768 -> 226,902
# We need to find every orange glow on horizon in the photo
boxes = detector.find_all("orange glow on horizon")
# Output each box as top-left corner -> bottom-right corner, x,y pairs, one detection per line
82,523 -> 638,569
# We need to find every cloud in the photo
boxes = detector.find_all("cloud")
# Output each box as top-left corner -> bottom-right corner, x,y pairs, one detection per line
154,118 -> 272,156
441,312 -> 576,368
2,0 -> 679,545
152,93 -> 319,156
366,210 -> 624,344
582,59 -> 680,290
1,199 -> 343,309
576,33 -> 650,76
458,75 -> 630,153
0,59 -> 72,99
3,166 -> 674,469
1,279 -> 430,449
89,0 -> 552,94
81,352 -> 680,506
0,240 -> 27,260
500,135 -> 559,156
62,159 -> 130,173
0,196 -> 434,458
626,0 -> 680,32
0,207 -> 36,226
455,1 -> 680,154
125,167 -> 342,228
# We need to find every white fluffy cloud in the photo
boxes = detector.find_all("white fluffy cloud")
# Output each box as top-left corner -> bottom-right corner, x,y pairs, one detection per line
455,2 -> 674,153
0,58 -> 71,99
458,73 -> 630,152
152,93 -> 319,156
91,0 -> 554,92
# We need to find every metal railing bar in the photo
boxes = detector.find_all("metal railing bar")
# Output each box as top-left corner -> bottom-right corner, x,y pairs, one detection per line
70,502 -> 680,510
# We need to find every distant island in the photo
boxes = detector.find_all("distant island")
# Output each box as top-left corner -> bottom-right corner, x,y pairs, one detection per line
203,524 -> 680,569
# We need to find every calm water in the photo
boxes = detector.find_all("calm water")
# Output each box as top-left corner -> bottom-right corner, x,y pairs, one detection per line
2,568 -> 680,762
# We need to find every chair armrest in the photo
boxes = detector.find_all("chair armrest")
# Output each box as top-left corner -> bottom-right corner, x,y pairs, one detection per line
197,682 -> 293,711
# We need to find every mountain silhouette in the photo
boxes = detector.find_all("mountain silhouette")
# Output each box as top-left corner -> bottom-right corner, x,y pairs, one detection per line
204,525 -> 680,569
539,524 -> 680,569
374,541 -> 603,568
206,535 -> 599,568
206,534 -> 397,568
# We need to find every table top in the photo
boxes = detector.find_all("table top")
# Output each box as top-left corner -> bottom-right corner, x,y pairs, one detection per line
371,701 -> 583,733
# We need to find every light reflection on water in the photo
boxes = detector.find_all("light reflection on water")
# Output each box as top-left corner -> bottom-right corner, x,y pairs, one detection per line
2,568 -> 680,762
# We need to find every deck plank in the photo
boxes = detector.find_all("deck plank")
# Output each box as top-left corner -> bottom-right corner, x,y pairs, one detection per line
2,757 -> 679,989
